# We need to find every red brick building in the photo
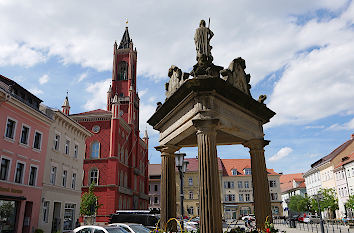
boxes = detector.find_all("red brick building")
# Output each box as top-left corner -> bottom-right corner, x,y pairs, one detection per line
70,27 -> 149,223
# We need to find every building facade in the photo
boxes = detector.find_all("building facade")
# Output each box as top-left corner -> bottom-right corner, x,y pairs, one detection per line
0,75 -> 52,233
70,27 -> 149,223
221,159 -> 282,220
148,164 -> 161,212
279,173 -> 306,217
38,103 -> 92,232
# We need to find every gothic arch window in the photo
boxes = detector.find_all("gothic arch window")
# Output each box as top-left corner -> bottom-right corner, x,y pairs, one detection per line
118,61 -> 128,80
90,141 -> 100,158
89,168 -> 99,185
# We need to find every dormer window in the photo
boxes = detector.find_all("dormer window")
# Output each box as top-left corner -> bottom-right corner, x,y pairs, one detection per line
244,168 -> 252,175
231,169 -> 237,176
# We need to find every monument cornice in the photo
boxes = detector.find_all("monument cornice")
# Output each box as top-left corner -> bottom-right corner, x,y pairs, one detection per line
148,77 -> 275,127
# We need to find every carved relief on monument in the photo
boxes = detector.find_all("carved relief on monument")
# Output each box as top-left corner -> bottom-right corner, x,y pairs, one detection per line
220,57 -> 251,96
165,65 -> 189,98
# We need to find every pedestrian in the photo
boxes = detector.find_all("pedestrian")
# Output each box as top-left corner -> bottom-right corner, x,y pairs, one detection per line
75,219 -> 80,228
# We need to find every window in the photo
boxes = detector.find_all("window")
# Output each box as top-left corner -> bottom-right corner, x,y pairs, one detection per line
33,131 -> 42,150
0,158 -> 11,180
14,162 -> 25,183
239,194 -> 244,202
238,181 -> 243,189
271,193 -> 278,200
43,201 -> 50,223
20,125 -> 30,145
244,181 -> 250,188
154,184 -> 158,192
189,191 -> 194,199
244,168 -> 251,175
224,181 -> 234,189
65,140 -> 70,155
5,118 -> 16,140
54,134 -> 60,150
154,197 -> 159,204
224,194 -> 235,202
269,180 -> 277,188
89,168 -> 99,185
245,193 -> 250,201
231,169 -> 237,176
74,144 -> 78,158
64,203 -> 76,230
72,173 -> 76,189
28,166 -> 38,186
187,206 -> 194,215
62,170 -> 67,187
188,177 -> 193,186
50,166 -> 57,185
91,142 -> 100,158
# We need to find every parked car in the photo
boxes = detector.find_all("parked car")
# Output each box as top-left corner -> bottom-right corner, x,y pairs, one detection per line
298,216 -> 304,222
184,221 -> 198,232
109,212 -> 159,229
109,223 -> 151,233
241,215 -> 255,221
74,225 -> 129,233
303,215 -> 321,224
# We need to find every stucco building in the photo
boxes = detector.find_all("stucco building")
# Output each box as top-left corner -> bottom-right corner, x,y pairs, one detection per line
279,173 -> 306,217
38,102 -> 92,232
70,27 -> 149,223
148,164 -> 161,212
0,75 -> 52,233
221,159 -> 282,220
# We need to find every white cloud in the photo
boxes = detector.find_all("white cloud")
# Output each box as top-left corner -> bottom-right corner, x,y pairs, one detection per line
268,147 -> 293,161
29,87 -> 43,95
138,89 -> 148,98
77,72 -> 88,82
305,125 -> 325,129
39,74 -> 49,85
327,118 -> 354,131
139,103 -> 158,136
84,79 -> 110,110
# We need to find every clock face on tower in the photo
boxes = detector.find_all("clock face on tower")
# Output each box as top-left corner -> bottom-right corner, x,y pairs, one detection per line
92,125 -> 100,133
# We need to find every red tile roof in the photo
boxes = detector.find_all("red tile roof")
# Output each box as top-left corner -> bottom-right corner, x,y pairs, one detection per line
279,173 -> 305,193
70,109 -> 111,116
148,164 -> 161,176
221,159 -> 279,176
184,157 -> 223,172
334,152 -> 354,169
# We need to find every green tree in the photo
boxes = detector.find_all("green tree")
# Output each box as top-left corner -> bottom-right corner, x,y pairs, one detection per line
80,183 -> 102,216
288,195 -> 310,213
345,195 -> 354,210
320,188 -> 338,212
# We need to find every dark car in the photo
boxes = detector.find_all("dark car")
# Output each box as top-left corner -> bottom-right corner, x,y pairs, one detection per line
109,213 -> 159,229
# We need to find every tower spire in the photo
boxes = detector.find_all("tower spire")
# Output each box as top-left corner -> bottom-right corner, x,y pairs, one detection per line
118,27 -> 131,49
62,91 -> 70,115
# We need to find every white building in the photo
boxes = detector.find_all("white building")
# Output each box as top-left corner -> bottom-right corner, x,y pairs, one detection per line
304,168 -> 322,197
280,173 -> 306,217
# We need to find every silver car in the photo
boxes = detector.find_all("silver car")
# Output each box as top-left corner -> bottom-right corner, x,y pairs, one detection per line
109,223 -> 151,233
74,225 -> 130,233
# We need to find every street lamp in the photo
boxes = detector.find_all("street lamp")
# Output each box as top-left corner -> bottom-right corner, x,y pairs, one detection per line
315,192 -> 325,233
175,153 -> 189,231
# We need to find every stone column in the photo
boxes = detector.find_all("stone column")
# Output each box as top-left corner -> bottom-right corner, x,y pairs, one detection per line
155,145 -> 180,232
243,139 -> 272,230
192,119 -> 223,233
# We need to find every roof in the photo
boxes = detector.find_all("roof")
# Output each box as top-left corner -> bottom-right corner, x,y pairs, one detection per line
221,159 -> 279,176
279,173 -> 305,193
311,136 -> 354,168
184,157 -> 223,172
119,27 -> 131,49
70,109 -> 111,116
148,164 -> 161,176
334,152 -> 354,169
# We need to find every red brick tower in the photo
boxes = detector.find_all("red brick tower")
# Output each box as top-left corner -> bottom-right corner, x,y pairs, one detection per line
71,27 -> 149,223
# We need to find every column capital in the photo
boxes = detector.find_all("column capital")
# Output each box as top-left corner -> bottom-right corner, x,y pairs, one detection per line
192,118 -> 219,135
155,144 -> 180,155
243,138 -> 270,150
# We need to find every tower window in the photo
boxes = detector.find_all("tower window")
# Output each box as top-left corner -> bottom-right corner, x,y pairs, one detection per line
118,61 -> 128,80
91,141 -> 100,158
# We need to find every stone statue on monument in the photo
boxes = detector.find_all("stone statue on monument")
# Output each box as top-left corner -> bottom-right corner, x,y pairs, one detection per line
194,19 -> 214,61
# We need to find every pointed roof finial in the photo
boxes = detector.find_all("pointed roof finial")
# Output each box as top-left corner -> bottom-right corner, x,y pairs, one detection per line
119,26 -> 131,49
126,18 -> 128,26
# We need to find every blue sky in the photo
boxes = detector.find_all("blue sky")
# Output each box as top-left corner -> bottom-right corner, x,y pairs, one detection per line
1,0 -> 354,174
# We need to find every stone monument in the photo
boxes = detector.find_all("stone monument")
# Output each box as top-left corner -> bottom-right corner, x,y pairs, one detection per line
148,20 -> 275,232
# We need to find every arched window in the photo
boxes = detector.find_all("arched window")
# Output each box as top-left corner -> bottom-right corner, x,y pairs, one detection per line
118,61 -> 128,80
120,171 -> 123,186
124,172 -> 127,188
89,168 -> 99,185
91,141 -> 100,158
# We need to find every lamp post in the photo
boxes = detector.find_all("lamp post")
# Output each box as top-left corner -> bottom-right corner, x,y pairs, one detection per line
315,192 -> 325,233
175,153 -> 189,232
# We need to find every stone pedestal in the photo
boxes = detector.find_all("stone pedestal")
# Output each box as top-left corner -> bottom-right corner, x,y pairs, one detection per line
193,119 -> 223,233
244,139 -> 272,230
155,145 -> 179,232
